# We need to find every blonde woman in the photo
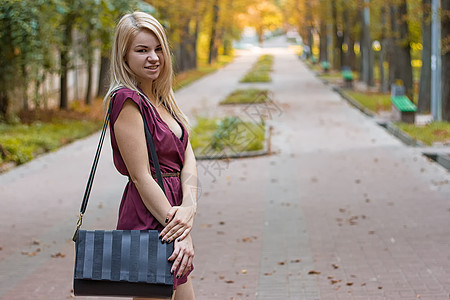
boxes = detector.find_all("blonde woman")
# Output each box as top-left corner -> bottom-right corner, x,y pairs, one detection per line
106,12 -> 197,300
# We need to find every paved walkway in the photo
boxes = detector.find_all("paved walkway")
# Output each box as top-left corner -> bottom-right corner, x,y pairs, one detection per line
1,38 -> 450,300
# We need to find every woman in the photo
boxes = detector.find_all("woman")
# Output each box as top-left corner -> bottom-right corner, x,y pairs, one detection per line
106,12 -> 197,300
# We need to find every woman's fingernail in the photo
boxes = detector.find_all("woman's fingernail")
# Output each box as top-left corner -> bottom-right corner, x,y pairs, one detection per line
177,238 -> 180,242
176,275 -> 180,279
165,218 -> 169,223
161,239 -> 165,244
171,270 -> 174,274
158,234 -> 162,239
167,239 -> 171,243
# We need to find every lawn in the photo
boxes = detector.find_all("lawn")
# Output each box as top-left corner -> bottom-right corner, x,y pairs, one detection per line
344,90 -> 392,113
240,55 -> 274,83
220,88 -> 269,105
396,122 -> 450,146
190,116 -> 266,158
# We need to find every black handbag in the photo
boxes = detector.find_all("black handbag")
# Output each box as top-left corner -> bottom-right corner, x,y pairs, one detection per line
72,91 -> 174,298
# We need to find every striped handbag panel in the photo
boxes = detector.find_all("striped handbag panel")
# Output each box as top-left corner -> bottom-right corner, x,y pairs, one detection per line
74,230 -> 174,285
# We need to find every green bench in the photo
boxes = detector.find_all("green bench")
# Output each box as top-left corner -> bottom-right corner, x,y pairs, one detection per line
341,69 -> 353,88
391,95 -> 417,123
321,61 -> 330,72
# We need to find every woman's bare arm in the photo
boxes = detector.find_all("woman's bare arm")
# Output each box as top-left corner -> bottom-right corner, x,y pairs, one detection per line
114,99 -> 171,225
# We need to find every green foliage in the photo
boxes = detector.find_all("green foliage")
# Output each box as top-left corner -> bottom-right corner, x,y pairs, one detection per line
221,88 -> 269,104
240,54 -> 274,83
396,122 -> 450,146
0,120 -> 102,165
190,116 -> 265,157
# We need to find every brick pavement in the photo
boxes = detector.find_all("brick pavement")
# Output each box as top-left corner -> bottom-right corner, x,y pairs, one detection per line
1,40 -> 450,300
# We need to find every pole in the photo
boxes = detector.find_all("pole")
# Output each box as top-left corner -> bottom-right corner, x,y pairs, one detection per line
431,0 -> 442,121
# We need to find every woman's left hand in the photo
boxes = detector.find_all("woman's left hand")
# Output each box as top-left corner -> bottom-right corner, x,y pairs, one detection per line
168,234 -> 194,279
159,205 -> 195,243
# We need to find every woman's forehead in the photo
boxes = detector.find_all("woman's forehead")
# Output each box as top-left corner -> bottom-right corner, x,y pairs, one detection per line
132,29 -> 160,46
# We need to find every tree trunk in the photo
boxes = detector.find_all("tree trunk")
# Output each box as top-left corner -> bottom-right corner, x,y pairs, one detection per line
0,91 -> 8,118
391,0 -> 413,98
208,0 -> 220,65
331,0 -> 341,68
60,19 -> 73,110
360,0 -> 374,86
21,65 -> 29,111
85,28 -> 93,105
97,54 -> 110,98
319,20 -> 328,62
442,0 -> 450,120
342,8 -> 350,67
418,0 -> 432,113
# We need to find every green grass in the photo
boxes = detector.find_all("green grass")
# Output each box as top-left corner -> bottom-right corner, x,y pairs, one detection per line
344,91 -> 392,113
190,116 -> 265,158
0,120 -> 102,166
220,88 -> 269,105
240,55 -> 274,83
395,121 -> 450,146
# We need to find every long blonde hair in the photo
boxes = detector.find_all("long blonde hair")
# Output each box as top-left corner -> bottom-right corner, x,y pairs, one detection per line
105,11 -> 189,130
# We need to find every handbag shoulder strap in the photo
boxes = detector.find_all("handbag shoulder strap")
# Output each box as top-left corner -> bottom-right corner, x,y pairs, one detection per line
73,89 -> 164,241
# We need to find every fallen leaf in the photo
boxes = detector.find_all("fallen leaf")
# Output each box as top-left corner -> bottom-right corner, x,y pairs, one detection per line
0,247 -> 3,251
241,269 -> 247,274
200,224 -> 212,229
264,272 -> 272,276
219,221 -> 225,225
219,275 -> 225,280
32,240 -> 40,245
332,264 -> 339,269
378,286 -> 383,289
290,259 -> 301,263
225,280 -> 234,284
327,275 -> 334,279
278,261 -> 286,265
330,279 -> 341,285
98,202 -> 103,209
361,283 -> 366,286
51,252 -> 66,258
308,270 -> 321,275
346,282 -> 353,286
339,208 -> 346,213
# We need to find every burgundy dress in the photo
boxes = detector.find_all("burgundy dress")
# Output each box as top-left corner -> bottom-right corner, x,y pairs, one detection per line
109,87 -> 191,289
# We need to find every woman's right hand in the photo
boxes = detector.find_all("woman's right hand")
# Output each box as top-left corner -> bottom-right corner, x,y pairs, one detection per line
168,234 -> 194,279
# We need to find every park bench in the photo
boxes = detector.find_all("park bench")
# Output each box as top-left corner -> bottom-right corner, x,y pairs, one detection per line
321,61 -> 330,72
391,95 -> 417,123
341,67 -> 353,88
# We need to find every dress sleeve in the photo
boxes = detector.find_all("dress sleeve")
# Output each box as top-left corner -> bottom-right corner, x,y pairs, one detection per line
109,88 -> 143,127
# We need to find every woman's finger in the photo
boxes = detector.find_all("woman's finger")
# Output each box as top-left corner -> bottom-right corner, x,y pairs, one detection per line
176,253 -> 190,279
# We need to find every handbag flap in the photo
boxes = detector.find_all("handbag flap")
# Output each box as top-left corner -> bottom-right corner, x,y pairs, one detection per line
74,230 -> 174,285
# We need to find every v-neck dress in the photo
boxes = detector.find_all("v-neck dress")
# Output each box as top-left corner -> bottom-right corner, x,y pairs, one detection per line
109,87 -> 191,289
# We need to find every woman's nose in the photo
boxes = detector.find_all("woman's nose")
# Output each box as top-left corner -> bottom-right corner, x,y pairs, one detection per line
147,50 -> 159,62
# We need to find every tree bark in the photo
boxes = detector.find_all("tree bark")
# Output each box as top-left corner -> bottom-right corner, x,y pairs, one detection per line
60,18 -> 73,110
85,27 -> 93,105
97,55 -> 110,98
319,20 -> 328,62
0,91 -> 8,118
208,0 -> 220,65
331,0 -> 341,68
442,0 -> 450,120
390,0 -> 413,98
418,0 -> 432,113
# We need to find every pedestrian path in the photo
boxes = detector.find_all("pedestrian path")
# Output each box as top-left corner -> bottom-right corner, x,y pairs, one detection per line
0,41 -> 449,300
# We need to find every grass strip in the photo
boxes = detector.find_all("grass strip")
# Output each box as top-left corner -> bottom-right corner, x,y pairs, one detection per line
344,91 -> 392,113
240,55 -> 273,83
395,122 -> 450,146
190,116 -> 265,158
0,120 -> 102,166
221,88 -> 269,105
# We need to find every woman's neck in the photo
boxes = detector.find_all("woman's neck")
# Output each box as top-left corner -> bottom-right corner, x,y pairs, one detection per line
138,84 -> 158,106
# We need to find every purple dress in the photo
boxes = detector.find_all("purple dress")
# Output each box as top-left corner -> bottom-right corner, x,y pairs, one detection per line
109,87 -> 191,289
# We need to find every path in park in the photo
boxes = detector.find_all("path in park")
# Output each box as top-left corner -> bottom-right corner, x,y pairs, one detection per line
1,36 -> 449,300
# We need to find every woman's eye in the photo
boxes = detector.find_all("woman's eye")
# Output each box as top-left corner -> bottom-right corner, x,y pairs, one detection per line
156,47 -> 162,52
137,49 -> 147,53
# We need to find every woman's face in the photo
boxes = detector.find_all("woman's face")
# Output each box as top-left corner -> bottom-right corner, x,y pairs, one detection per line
126,29 -> 164,85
